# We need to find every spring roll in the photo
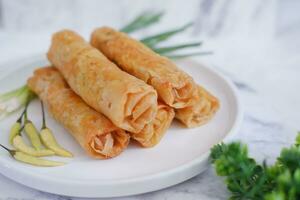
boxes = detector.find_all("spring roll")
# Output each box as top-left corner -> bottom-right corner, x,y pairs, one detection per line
47,30 -> 158,133
131,103 -> 174,147
27,67 -> 130,159
90,27 -> 197,109
175,86 -> 220,128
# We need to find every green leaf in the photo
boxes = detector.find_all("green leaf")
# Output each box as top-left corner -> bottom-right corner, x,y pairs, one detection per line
277,147 -> 300,173
211,133 -> 300,200
152,42 -> 202,54
210,142 -> 272,199
165,51 -> 213,59
0,85 -> 27,102
210,143 -> 227,163
265,191 -> 285,200
120,11 -> 164,33
140,22 -> 193,47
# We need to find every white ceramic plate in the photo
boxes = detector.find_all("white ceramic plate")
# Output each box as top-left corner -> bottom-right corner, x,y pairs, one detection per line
0,55 -> 242,198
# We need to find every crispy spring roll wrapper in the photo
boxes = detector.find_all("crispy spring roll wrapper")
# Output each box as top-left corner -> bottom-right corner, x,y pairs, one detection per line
131,103 -> 175,148
27,67 -> 130,159
47,30 -> 158,133
90,27 -> 198,109
175,86 -> 220,128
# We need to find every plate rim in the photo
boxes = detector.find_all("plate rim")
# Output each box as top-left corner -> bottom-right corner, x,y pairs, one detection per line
0,55 -> 243,198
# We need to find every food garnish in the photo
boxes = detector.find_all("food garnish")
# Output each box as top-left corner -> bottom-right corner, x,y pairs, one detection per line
165,51 -> 213,59
40,101 -> 73,157
121,11 -> 211,58
0,144 -> 64,167
8,98 -> 55,157
120,11 -> 164,33
140,22 -> 193,47
0,85 -> 31,120
9,109 -> 25,144
152,42 -> 202,55
23,98 -> 43,150
210,132 -> 300,200
12,135 -> 54,157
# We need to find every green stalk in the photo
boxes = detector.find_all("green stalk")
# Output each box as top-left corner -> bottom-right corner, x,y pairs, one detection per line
152,42 -> 202,54
19,86 -> 34,106
120,11 -> 164,33
41,101 -> 46,130
140,22 -> 193,47
23,89 -> 35,122
165,51 -> 213,59
16,108 -> 26,123
40,100 -> 73,157
0,85 -> 27,102
120,11 -> 212,59
0,85 -> 36,120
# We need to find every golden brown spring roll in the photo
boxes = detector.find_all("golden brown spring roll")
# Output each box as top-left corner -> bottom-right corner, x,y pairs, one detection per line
27,67 -> 130,159
175,86 -> 220,128
131,103 -> 175,147
90,27 -> 197,109
47,30 -> 158,133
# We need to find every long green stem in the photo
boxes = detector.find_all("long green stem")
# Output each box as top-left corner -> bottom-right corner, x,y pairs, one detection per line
153,42 -> 202,54
18,86 -> 30,106
41,101 -> 46,129
16,108 -> 26,123
24,103 -> 28,122
165,51 -> 213,59
23,91 -> 34,122
0,85 -> 27,102
140,22 -> 193,47
120,11 -> 164,33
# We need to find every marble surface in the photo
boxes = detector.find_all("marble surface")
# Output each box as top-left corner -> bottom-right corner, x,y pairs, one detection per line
0,0 -> 300,199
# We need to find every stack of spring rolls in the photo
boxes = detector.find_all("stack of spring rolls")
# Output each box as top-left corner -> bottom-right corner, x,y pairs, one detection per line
27,28 -> 219,159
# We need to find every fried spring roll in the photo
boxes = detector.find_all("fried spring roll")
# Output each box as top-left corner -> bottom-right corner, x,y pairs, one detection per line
90,27 -> 197,109
131,103 -> 174,147
47,30 -> 158,133
27,67 -> 130,159
175,86 -> 220,128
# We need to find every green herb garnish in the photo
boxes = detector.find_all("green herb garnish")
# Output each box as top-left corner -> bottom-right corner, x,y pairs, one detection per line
0,85 -> 34,120
152,42 -> 202,54
211,132 -> 300,200
120,11 -> 164,33
140,22 -> 193,48
164,51 -> 213,59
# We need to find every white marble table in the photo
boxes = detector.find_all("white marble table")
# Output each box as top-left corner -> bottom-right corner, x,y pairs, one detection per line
0,0 -> 299,199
